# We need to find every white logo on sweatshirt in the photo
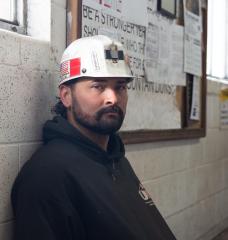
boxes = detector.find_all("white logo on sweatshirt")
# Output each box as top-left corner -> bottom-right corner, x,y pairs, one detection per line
138,183 -> 154,206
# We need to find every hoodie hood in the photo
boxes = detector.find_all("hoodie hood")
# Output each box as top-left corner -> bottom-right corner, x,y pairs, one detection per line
43,116 -> 125,166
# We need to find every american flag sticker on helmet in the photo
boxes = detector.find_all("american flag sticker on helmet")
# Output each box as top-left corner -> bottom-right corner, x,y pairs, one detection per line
60,58 -> 81,80
60,60 -> 70,79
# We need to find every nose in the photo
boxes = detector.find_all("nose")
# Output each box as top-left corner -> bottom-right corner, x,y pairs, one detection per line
104,88 -> 118,105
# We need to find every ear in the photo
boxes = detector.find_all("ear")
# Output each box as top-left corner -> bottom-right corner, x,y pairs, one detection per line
59,85 -> 72,108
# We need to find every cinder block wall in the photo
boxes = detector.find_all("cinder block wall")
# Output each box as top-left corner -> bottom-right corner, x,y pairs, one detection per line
0,30 -> 53,240
0,1 -> 228,240
0,1 -> 66,239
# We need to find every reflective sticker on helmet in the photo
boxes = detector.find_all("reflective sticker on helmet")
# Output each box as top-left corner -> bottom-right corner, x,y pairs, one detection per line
70,58 -> 81,77
91,51 -> 101,71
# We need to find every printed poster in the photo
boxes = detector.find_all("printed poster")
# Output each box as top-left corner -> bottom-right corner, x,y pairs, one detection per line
220,88 -> 228,128
183,0 -> 202,77
190,76 -> 200,120
144,13 -> 186,86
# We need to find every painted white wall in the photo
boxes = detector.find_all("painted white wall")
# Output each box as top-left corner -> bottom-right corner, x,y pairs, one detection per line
0,1 -> 228,240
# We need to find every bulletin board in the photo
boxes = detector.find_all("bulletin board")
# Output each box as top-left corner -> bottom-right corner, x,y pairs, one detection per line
66,0 -> 207,143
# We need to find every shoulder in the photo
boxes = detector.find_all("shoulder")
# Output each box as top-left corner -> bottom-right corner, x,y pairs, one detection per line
26,138 -> 85,170
12,139 -> 84,203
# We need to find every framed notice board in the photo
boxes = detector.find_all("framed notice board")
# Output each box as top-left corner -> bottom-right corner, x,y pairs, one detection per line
66,0 -> 207,144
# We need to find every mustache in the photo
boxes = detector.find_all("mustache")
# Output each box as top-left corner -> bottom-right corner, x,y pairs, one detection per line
96,105 -> 124,120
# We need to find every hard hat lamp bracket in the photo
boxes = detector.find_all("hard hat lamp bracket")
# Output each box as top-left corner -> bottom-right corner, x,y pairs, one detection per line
105,43 -> 124,62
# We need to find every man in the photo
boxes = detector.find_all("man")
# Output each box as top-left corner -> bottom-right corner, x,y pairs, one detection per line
11,35 -> 176,240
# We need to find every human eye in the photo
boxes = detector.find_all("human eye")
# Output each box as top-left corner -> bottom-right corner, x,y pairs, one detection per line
91,83 -> 105,91
116,84 -> 127,91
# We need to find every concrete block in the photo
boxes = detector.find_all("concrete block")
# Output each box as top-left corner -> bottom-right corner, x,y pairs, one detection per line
215,191 -> 226,225
222,189 -> 228,220
196,161 -> 224,201
0,145 -> 18,222
207,94 -> 220,129
0,66 -> 55,143
177,169 -> 197,208
20,37 -> 50,71
188,139 -> 204,168
143,170 -> 197,218
142,179 -> 165,215
50,3 -> 66,71
224,131 -> 228,158
204,129 -> 220,164
176,194 -> 228,240
166,210 -> 188,240
216,131 -> 226,161
168,200 -> 221,240
0,221 -> 13,240
166,207 -> 198,240
211,161 -> 225,193
0,30 -> 20,66
197,226 -> 222,240
196,164 -> 212,201
195,197 -> 217,239
143,143 -> 189,181
207,80 -> 220,95
52,0 -> 67,8
196,165 -> 212,200
126,151 -> 144,181
219,217 -> 228,234
223,159 -> 228,188
125,142 -> 156,181
50,70 -> 61,97
19,143 -> 41,169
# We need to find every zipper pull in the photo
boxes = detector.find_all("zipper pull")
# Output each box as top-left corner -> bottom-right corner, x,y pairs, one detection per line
112,160 -> 115,170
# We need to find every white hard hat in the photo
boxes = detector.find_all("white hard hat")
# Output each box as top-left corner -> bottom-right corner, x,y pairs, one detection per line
59,35 -> 134,86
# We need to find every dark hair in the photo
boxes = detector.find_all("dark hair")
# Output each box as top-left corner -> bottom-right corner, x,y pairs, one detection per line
51,79 -> 78,119
52,98 -> 68,119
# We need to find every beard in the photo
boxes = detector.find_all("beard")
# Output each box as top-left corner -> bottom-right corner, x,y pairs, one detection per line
71,96 -> 125,135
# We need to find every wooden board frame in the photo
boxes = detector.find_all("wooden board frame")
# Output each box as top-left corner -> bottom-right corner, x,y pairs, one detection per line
66,0 -> 207,144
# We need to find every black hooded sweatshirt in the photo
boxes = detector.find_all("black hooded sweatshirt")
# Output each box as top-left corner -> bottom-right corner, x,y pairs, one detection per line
11,116 -> 176,240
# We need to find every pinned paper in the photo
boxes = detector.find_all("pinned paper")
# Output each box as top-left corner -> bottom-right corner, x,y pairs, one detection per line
220,87 -> 228,128
190,76 -> 200,120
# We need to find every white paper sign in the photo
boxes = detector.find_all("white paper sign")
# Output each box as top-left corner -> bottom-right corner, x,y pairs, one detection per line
190,76 -> 200,120
147,0 -> 158,12
144,13 -> 186,86
183,0 -> 202,77
121,0 -> 148,27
